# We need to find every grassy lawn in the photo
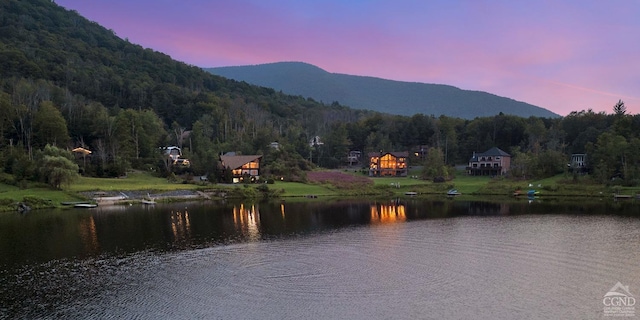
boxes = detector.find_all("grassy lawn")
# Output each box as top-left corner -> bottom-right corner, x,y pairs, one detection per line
271,181 -> 338,197
66,172 -> 202,192
1,169 -> 638,212
0,183 -> 85,208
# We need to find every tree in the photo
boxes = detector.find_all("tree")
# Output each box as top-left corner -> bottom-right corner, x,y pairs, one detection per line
321,123 -> 350,168
613,99 -> 626,116
509,147 -> 534,180
421,147 -> 448,180
38,144 -> 79,189
32,101 -> 69,148
587,132 -> 628,183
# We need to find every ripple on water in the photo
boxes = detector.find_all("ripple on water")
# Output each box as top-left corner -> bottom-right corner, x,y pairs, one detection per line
2,215 -> 639,319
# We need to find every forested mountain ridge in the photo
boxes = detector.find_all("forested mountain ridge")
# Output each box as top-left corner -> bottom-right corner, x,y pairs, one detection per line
206,62 -> 559,119
1,0 -> 639,188
0,0 -> 366,126
0,0 -> 371,179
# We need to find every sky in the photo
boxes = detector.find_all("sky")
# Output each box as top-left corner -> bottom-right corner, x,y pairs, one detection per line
55,0 -> 640,116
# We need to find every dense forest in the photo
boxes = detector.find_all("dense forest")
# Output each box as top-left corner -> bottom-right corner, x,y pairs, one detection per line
1,0 -> 639,188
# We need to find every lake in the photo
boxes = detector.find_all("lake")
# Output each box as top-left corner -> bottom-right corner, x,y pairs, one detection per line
1,198 -> 639,319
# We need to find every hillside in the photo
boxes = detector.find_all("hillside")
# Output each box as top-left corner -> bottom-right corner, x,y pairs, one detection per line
0,0 -> 377,177
0,1 -> 369,127
207,62 -> 559,119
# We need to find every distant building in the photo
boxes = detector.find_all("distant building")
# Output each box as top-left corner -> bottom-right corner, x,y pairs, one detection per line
220,153 -> 263,183
467,147 -> 511,176
309,136 -> 324,147
568,153 -> 588,173
368,151 -> 409,177
347,150 -> 361,166
164,146 -> 182,161
413,145 -> 428,162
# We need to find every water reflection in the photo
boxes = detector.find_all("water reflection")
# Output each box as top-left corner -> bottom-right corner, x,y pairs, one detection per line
1,198 -> 639,319
466,201 -> 510,215
232,203 -> 261,241
170,210 -> 191,241
78,216 -> 100,254
370,201 -> 406,224
1,198 -> 639,271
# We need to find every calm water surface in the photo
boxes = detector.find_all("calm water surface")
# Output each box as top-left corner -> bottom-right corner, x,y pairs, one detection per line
1,198 -> 639,319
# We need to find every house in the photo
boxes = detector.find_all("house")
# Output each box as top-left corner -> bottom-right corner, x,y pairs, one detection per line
163,146 -> 190,167
164,146 -> 182,161
347,150 -> 362,166
309,136 -> 324,147
413,145 -> 428,162
368,151 -> 409,177
220,153 -> 263,183
568,153 -> 588,173
467,147 -> 511,176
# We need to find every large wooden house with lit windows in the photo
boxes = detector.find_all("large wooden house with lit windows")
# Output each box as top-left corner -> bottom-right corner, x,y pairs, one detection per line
220,153 -> 262,183
368,152 -> 409,177
467,147 -> 511,176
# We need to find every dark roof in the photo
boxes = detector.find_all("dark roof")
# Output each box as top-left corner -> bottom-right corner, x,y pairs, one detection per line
481,147 -> 510,157
220,155 -> 262,170
368,151 -> 409,158
469,147 -> 510,162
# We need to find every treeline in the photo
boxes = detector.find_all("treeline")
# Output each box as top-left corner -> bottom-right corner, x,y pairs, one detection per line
0,0 -> 639,188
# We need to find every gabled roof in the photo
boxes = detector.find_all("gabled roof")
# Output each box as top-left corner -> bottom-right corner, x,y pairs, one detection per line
368,151 -> 409,158
220,155 -> 262,170
469,147 -> 510,162
481,147 -> 510,157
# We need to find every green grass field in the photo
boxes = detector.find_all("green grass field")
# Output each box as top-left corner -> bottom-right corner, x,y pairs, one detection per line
1,169 -> 638,212
67,172 -> 202,192
271,181 -> 337,197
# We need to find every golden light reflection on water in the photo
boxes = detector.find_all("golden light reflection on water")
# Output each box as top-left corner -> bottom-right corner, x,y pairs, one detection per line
78,216 -> 100,254
170,210 -> 191,241
370,202 -> 406,224
233,204 -> 261,240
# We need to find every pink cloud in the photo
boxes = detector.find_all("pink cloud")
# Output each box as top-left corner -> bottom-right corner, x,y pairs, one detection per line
55,0 -> 640,116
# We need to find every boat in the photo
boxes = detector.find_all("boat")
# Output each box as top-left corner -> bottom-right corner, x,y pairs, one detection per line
74,203 -> 98,208
527,190 -> 539,196
404,191 -> 417,196
613,194 -> 633,199
141,199 -> 156,205
447,189 -> 461,196
61,201 -> 92,206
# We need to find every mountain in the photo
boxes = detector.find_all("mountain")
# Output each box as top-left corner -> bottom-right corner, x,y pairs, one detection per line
0,0 -> 376,177
0,0 -> 369,132
206,62 -> 559,119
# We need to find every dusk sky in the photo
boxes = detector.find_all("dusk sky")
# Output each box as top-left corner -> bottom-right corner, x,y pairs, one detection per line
56,0 -> 639,116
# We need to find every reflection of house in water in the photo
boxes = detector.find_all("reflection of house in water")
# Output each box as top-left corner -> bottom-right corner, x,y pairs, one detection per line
370,202 -> 406,223
467,202 -> 510,215
233,203 -> 261,240
280,203 -> 286,219
77,216 -> 100,254
170,210 -> 191,241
